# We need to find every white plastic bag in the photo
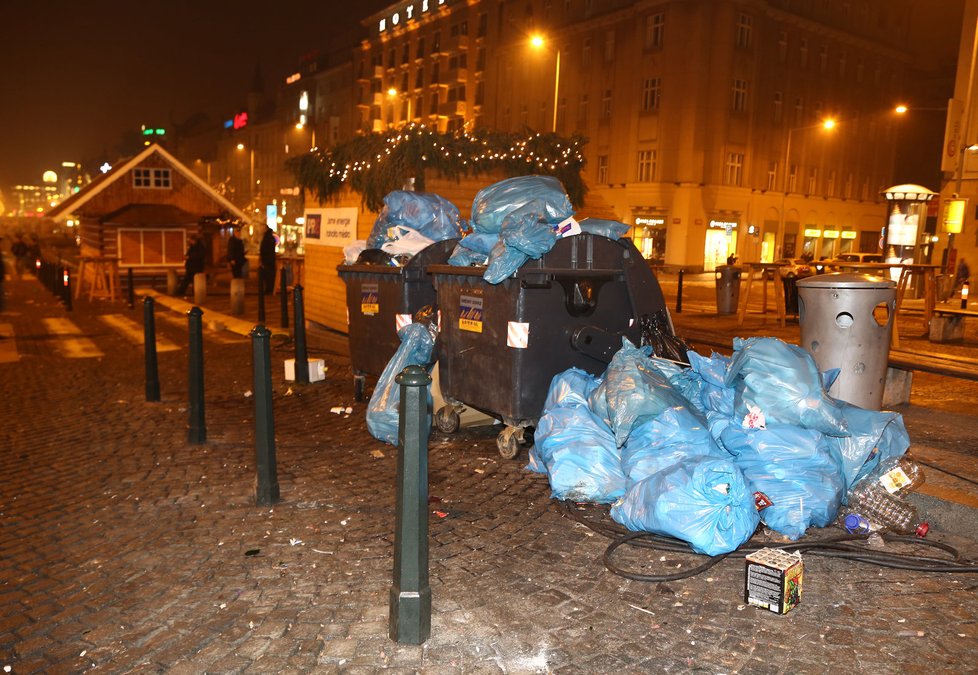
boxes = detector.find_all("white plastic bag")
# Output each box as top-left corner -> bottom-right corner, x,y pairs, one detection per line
380,225 -> 435,257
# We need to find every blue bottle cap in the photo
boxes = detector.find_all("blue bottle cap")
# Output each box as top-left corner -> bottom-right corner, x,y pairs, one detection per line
844,513 -> 871,534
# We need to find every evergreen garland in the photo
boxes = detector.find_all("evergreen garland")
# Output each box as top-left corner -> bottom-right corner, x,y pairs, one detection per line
287,125 -> 587,212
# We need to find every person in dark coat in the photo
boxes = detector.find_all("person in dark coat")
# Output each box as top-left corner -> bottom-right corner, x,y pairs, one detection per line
259,226 -> 277,295
227,228 -> 246,279
176,234 -> 206,296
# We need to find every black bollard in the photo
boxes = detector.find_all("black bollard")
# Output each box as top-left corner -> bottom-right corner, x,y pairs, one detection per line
127,267 -> 135,309
144,297 -> 161,402
62,268 -> 72,312
187,306 -> 206,444
676,268 -> 684,314
258,273 -> 266,324
389,364 -> 432,645
293,284 -> 309,384
280,268 -> 289,329
251,325 -> 280,506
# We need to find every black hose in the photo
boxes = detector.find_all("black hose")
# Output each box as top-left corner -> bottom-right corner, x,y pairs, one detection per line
560,500 -> 978,582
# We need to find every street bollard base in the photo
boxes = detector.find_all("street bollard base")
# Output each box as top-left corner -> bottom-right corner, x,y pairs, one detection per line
389,588 -> 431,644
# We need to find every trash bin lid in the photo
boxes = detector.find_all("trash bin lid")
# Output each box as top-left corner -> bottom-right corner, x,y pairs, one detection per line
796,272 -> 895,289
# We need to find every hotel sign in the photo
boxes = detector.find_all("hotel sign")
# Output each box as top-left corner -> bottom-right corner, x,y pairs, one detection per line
378,0 -> 447,32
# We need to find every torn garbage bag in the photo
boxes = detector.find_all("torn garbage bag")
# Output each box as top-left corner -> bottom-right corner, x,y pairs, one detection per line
719,424 -> 845,540
610,458 -> 760,557
725,337 -> 849,437
367,191 -> 465,250
578,218 -> 630,240
366,321 -> 437,445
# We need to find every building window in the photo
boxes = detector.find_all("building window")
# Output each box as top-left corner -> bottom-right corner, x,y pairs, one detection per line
637,150 -> 656,182
724,153 -> 744,186
557,97 -> 567,128
794,96 -> 804,125
133,167 -> 171,189
582,38 -> 592,67
520,103 -> 529,126
789,164 -> 797,193
476,47 -> 486,71
827,169 -> 836,197
579,93 -> 589,126
478,13 -> 488,37
602,89 -> 612,119
604,29 -> 615,62
416,38 -> 425,59
597,154 -> 609,184
645,13 -> 664,49
416,68 -> 425,88
838,51 -> 847,78
732,79 -> 748,113
641,77 -> 661,112
773,91 -> 783,123
800,39 -> 808,68
778,31 -> 788,63
819,45 -> 828,73
735,13 -> 752,49
768,162 -> 778,191
845,172 -> 854,199
808,167 -> 818,194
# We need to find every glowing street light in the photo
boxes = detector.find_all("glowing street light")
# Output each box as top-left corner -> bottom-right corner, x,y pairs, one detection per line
778,118 -> 837,256
529,33 -> 560,133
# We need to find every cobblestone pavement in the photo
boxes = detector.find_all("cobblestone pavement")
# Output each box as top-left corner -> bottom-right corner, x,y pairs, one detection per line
2,275 -> 978,674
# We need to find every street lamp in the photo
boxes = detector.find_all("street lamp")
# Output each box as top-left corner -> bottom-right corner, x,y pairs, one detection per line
529,34 -> 560,133
386,87 -> 413,127
236,142 -> 255,207
778,118 -> 836,258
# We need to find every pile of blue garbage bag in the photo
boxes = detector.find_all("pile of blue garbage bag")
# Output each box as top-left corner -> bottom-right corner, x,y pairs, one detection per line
529,337 -> 911,555
355,190 -> 466,263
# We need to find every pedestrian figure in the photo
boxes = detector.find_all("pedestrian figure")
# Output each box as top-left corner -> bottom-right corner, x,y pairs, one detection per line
227,227 -> 246,279
259,225 -> 277,295
11,235 -> 28,275
956,257 -> 971,293
175,234 -> 206,296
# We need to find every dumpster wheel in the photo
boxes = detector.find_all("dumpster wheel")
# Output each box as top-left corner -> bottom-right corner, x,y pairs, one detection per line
434,405 -> 461,434
496,426 -> 523,460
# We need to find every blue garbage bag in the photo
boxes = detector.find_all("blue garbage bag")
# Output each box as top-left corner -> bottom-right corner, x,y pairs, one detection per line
578,218 -> 630,240
725,337 -> 849,437
484,238 -> 531,284
470,175 -> 573,233
687,351 -> 735,417
366,322 -> 437,445
824,402 -> 910,491
610,458 -> 760,556
718,424 -> 845,540
501,202 -> 560,258
447,245 -> 488,267
621,406 -> 727,485
604,339 -> 694,447
367,191 -> 465,249
530,368 -> 625,502
448,231 -> 497,267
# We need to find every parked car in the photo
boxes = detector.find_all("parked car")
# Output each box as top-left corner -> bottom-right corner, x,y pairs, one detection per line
765,258 -> 815,279
834,252 -> 884,264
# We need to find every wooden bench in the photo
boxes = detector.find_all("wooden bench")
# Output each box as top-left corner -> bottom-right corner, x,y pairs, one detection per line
929,306 -> 978,343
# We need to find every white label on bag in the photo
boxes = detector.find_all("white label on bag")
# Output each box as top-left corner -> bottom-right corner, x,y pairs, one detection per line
507,321 -> 530,348
553,216 -> 582,238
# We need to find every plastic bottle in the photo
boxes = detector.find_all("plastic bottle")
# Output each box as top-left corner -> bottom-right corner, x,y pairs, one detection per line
846,481 -> 929,537
868,454 -> 925,495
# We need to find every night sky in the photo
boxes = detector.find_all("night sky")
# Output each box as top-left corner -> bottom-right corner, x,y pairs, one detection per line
0,0 -> 391,187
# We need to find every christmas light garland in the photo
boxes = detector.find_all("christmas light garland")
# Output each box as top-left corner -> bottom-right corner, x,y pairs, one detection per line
287,125 -> 588,211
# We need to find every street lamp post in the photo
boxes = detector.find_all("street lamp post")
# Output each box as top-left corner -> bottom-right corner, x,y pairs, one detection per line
778,118 -> 836,258
236,142 -> 255,208
530,34 -> 560,133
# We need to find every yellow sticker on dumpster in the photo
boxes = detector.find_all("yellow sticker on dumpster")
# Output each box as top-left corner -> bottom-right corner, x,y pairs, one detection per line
459,295 -> 483,333
361,283 -> 379,315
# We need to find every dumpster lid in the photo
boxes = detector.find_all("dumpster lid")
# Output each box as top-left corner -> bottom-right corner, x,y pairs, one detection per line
796,272 -> 895,289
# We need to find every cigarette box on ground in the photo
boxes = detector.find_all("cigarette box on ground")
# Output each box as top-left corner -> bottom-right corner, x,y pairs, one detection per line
745,548 -> 803,614
285,358 -> 326,382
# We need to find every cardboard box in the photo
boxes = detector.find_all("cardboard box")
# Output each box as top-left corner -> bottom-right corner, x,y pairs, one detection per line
285,358 -> 326,382
745,548 -> 803,614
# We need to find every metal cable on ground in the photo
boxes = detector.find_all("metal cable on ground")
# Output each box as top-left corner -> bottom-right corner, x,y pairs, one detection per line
559,500 -> 978,582
916,459 -> 978,488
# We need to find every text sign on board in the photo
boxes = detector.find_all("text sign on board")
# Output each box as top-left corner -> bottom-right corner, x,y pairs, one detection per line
303,207 -> 358,247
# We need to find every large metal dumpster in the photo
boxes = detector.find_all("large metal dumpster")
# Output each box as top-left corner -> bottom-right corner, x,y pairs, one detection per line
427,233 -> 672,458
337,239 -> 457,400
